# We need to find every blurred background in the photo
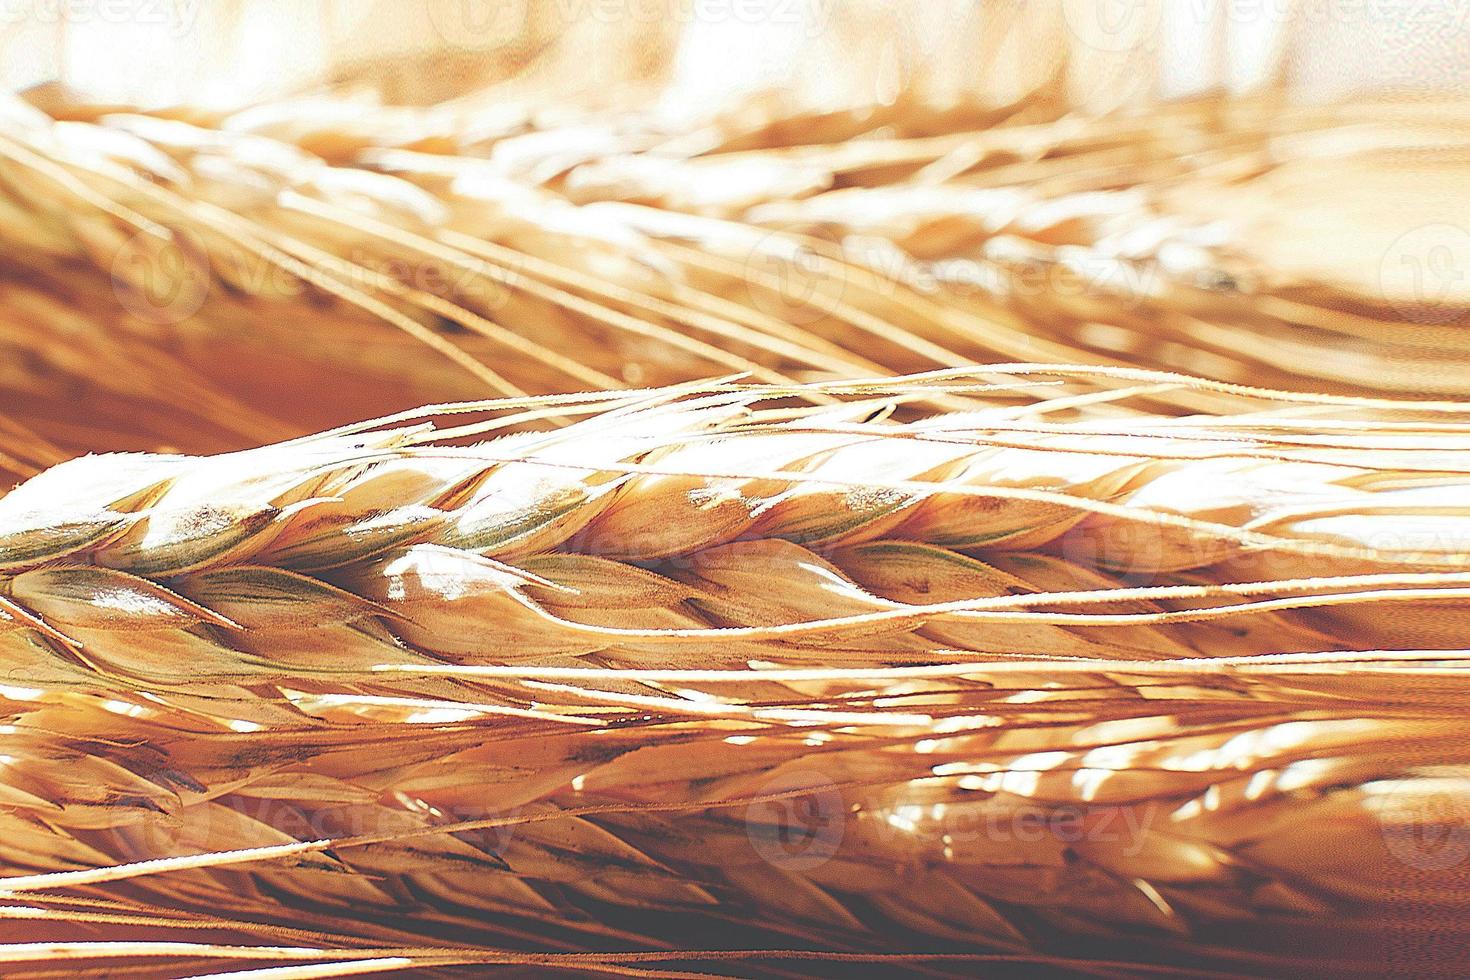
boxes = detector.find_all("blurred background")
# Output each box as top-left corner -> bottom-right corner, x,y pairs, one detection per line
4,0 -> 1467,111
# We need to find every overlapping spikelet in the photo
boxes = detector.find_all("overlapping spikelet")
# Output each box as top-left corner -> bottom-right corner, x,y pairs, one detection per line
1,368 -> 1467,976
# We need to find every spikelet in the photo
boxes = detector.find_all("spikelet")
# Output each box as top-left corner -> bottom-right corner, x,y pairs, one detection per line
1,368 -> 1467,976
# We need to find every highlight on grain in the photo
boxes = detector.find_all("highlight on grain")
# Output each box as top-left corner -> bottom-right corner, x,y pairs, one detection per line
0,3 -> 1467,978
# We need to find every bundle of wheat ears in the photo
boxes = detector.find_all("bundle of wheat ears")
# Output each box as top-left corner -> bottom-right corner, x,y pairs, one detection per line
0,366 -> 1467,977
1,25 -> 1469,974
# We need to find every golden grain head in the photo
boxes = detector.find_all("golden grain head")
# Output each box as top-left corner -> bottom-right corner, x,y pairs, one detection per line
0,369 -> 1467,975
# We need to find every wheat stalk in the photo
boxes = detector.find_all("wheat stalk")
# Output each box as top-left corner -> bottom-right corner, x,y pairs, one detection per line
0,367 -> 1466,977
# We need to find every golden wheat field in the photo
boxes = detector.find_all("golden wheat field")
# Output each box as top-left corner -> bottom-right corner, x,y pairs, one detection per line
0,2 -> 1468,977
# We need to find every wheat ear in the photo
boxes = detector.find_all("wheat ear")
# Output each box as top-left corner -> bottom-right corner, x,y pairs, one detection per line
0,368 -> 1466,976
4,92 -> 1468,474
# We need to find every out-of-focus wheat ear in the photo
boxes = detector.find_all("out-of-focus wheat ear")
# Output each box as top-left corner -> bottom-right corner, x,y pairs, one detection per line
6,91 -> 1467,473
